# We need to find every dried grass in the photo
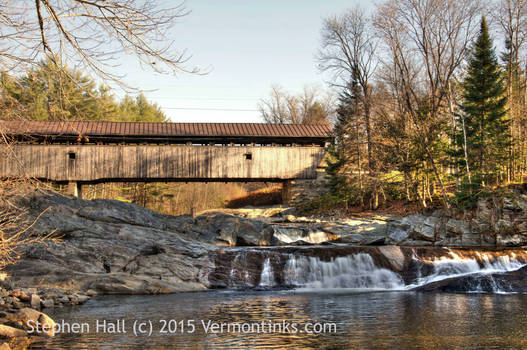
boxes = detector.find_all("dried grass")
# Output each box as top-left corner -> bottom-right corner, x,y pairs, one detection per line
224,185 -> 283,208
0,125 -> 57,270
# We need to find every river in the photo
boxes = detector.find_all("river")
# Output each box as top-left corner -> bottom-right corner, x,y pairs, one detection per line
29,290 -> 527,350
26,247 -> 527,349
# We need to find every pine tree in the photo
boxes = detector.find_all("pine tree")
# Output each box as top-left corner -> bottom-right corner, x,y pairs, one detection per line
118,94 -> 167,122
458,16 -> 509,187
0,60 -> 167,123
325,76 -> 364,206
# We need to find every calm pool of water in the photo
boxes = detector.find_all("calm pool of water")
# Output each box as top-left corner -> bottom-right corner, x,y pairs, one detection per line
29,290 -> 527,350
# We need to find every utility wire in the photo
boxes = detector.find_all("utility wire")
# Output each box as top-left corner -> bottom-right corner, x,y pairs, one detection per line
155,97 -> 259,101
161,107 -> 259,112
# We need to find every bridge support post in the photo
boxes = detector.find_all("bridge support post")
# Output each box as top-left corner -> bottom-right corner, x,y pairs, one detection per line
68,181 -> 83,199
282,181 -> 292,205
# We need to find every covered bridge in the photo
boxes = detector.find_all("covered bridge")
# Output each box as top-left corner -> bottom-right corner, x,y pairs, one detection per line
0,120 -> 332,198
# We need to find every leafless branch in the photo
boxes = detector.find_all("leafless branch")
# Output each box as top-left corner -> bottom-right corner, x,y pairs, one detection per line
0,0 -> 201,90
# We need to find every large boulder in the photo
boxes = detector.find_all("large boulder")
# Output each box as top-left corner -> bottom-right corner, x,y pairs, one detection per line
11,308 -> 55,337
387,229 -> 409,244
398,215 -> 440,242
6,192 -> 217,295
386,218 -> 411,244
378,246 -> 405,272
195,213 -> 274,246
273,226 -> 338,245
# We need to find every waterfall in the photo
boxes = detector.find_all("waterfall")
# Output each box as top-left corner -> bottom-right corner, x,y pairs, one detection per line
222,248 -> 527,293
284,253 -> 405,290
408,250 -> 526,290
259,258 -> 276,287
228,250 -> 252,287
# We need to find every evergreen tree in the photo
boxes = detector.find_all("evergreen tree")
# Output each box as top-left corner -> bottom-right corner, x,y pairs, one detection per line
0,60 -> 167,123
325,75 -> 364,206
118,94 -> 167,122
458,16 -> 509,187
0,72 -> 27,120
0,58 -> 118,121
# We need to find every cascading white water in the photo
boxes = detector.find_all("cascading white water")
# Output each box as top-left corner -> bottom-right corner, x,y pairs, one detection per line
259,258 -> 276,287
245,249 -> 527,292
408,250 -> 526,289
283,253 -> 405,290
229,250 -> 251,286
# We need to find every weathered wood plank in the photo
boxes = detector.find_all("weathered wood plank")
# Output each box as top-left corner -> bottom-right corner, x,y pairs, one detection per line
0,145 -> 326,182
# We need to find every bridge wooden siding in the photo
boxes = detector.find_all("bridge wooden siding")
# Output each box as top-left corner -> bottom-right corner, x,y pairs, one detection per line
0,121 -> 332,199
1,144 -> 326,182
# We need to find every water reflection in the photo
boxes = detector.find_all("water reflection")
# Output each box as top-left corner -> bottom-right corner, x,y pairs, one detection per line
30,291 -> 527,350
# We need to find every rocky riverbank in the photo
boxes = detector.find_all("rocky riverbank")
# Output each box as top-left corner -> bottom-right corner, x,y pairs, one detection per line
0,190 -> 526,348
0,286 -> 57,349
6,192 -> 216,296
4,190 -> 527,296
0,276 -> 94,348
202,191 -> 527,248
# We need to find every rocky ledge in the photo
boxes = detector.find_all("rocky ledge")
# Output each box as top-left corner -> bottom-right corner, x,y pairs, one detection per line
201,193 -> 527,248
3,191 -> 527,298
7,192 -> 217,297
382,194 -> 527,247
411,265 -> 527,293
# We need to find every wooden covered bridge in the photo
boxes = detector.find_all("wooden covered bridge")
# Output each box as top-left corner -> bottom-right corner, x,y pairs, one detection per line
0,120 -> 332,199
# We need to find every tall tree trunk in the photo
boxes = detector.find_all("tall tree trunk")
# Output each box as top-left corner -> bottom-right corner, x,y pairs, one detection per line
461,113 -> 472,184
448,82 -> 460,190
363,93 -> 378,210
356,124 -> 364,208
423,142 -> 449,207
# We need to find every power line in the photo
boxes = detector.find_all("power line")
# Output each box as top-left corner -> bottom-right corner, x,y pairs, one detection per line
155,97 -> 259,101
161,107 -> 259,112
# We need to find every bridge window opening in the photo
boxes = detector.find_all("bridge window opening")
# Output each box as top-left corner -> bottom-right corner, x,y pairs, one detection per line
68,152 -> 76,160
244,153 -> 252,160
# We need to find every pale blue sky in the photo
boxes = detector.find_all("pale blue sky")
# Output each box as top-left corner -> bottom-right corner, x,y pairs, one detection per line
115,0 -> 373,123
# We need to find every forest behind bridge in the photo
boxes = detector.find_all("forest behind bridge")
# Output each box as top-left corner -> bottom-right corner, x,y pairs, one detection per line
1,0 -> 527,217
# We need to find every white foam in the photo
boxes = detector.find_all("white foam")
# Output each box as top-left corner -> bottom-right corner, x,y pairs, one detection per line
284,253 -> 405,290
407,251 -> 526,289
259,258 -> 276,287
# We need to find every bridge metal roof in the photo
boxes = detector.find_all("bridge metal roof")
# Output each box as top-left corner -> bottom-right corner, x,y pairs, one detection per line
0,120 -> 333,145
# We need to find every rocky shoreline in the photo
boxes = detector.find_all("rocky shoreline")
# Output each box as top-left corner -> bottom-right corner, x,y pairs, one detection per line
200,194 -> 527,248
0,191 -> 526,348
0,281 -> 95,349
5,191 -> 527,295
0,286 -> 64,349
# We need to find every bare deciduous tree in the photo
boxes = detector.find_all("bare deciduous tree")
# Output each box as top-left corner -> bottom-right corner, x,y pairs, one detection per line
374,0 -> 481,207
0,0 -> 199,89
258,85 -> 334,125
0,178 -> 57,270
318,6 -> 379,208
493,0 -> 527,181
494,0 -> 527,69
